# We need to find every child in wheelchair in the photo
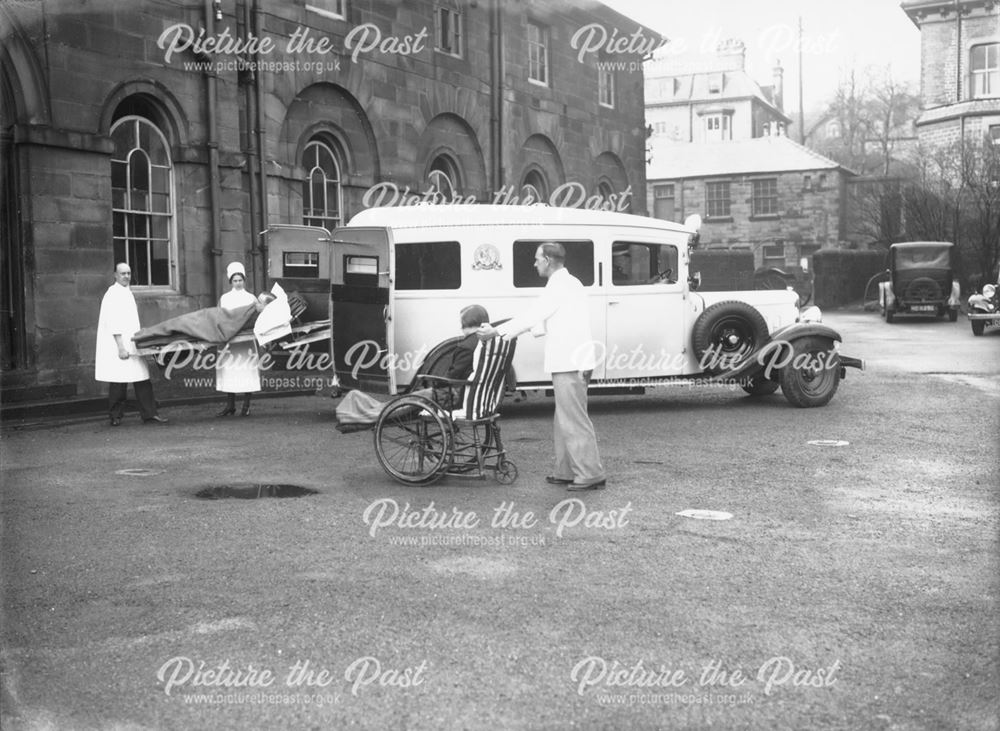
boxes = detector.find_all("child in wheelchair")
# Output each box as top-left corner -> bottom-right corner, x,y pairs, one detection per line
335,304 -> 491,431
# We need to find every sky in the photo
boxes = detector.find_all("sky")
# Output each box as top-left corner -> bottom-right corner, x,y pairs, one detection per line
598,0 -> 922,114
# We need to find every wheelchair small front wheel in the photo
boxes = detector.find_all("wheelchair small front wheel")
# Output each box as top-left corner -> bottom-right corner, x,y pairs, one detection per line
374,396 -> 453,485
495,459 -> 518,485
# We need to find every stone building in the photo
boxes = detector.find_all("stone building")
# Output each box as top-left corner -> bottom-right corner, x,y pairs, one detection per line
645,39 -> 791,144
646,135 -> 854,271
902,0 -> 1000,148
643,39 -> 851,271
0,0 -> 655,403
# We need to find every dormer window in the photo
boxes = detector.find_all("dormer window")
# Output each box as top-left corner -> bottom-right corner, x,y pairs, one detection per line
707,73 -> 723,94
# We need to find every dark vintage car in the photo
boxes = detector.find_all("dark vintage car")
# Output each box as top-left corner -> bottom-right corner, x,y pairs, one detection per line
878,242 -> 961,323
967,276 -> 1000,336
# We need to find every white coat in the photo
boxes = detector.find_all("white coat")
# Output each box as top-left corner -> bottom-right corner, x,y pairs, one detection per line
496,267 -> 597,373
94,283 -> 151,383
215,288 -> 261,393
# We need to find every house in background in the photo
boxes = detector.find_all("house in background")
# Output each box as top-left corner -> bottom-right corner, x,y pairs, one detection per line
645,39 -> 792,144
646,135 -> 855,272
902,0 -> 1000,148
644,38 -> 853,272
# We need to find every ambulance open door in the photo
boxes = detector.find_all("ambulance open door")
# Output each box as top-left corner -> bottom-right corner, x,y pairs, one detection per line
329,226 -> 394,394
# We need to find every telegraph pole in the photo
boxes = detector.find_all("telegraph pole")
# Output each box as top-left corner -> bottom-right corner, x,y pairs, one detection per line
798,16 -> 805,144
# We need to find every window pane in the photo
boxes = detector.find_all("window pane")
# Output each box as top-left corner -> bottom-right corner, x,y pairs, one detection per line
113,212 -> 125,237
147,133 -> 168,166
150,166 -> 169,194
612,242 -> 678,286
284,251 -> 320,278
150,240 -> 170,285
129,151 -> 149,191
151,193 -> 169,213
151,215 -> 169,240
111,161 -> 127,190
311,173 -> 325,213
512,240 -> 594,288
653,197 -> 675,221
395,241 -> 461,290
130,213 -> 148,238
129,240 -> 149,285
111,122 -> 134,159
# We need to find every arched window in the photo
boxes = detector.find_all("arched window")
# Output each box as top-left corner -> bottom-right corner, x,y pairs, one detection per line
427,154 -> 461,200
302,138 -> 343,230
521,169 -> 548,205
110,116 -> 175,287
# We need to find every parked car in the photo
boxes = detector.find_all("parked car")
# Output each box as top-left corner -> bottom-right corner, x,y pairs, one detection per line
754,263 -> 813,307
878,242 -> 961,323
967,276 -> 1000,336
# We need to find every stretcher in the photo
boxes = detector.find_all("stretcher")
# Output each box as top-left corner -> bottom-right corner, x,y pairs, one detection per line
131,283 -> 331,365
132,319 -> 332,358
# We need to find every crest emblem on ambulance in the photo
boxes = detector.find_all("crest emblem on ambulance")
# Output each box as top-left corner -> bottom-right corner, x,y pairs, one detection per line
472,243 -> 502,271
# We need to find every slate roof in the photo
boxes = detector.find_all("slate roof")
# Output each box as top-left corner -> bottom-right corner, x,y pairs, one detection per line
647,135 -> 854,180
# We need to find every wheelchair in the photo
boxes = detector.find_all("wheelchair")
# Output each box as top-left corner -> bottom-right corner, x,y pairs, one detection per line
373,336 -> 518,486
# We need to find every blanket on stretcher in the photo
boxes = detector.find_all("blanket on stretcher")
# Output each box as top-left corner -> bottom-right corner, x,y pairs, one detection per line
133,304 -> 258,348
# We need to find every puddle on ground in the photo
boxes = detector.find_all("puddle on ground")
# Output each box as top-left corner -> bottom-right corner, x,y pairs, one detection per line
195,484 -> 318,500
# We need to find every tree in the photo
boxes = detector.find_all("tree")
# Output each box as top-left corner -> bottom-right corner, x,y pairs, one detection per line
899,137 -> 1000,288
806,67 -> 921,177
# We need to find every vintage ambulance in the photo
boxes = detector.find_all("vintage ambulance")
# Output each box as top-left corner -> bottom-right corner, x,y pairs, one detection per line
266,205 -> 862,408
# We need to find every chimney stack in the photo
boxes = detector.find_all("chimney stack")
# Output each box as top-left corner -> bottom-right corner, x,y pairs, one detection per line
772,60 -> 784,111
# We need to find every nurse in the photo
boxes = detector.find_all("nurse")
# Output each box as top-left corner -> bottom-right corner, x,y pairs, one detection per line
95,262 -> 167,426
215,262 -> 262,417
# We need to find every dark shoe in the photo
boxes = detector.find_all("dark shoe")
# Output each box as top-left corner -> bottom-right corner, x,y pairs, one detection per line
240,395 -> 252,417
215,405 -> 236,417
567,479 -> 606,491
144,415 -> 169,424
545,475 -> 574,485
110,417 -> 122,427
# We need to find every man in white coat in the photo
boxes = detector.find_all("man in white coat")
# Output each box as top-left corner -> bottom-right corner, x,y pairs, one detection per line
95,262 -> 167,426
477,242 -> 606,490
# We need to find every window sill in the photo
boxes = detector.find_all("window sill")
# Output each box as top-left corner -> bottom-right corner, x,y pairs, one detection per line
704,216 -> 733,223
750,214 -> 781,221
528,78 -> 549,88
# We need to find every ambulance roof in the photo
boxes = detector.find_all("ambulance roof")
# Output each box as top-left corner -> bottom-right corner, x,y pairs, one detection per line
345,205 -> 695,234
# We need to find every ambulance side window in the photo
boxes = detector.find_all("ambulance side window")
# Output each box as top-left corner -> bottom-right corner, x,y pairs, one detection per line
512,240 -> 595,288
395,241 -> 461,290
611,242 -> 678,286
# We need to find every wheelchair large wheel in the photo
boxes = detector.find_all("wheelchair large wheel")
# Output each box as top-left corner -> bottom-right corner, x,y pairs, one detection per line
374,396 -> 453,485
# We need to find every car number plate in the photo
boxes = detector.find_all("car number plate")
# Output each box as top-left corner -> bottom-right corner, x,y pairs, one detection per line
912,305 -> 935,312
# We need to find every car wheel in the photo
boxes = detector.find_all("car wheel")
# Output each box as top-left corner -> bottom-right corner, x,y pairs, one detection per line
691,301 -> 769,375
779,336 -> 840,408
741,374 -> 780,396
972,320 -> 985,336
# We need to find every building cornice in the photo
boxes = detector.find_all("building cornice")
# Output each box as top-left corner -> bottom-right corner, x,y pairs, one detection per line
915,98 -> 1000,125
902,0 -> 998,27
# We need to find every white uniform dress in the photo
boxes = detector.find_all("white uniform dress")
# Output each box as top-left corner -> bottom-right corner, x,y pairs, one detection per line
215,288 -> 261,394
95,283 -> 150,383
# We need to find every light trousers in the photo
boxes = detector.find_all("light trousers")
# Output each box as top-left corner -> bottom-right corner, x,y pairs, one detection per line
551,371 -> 604,482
